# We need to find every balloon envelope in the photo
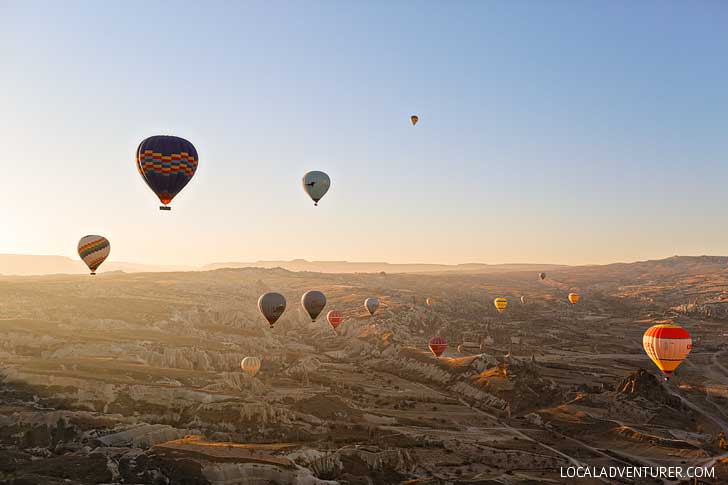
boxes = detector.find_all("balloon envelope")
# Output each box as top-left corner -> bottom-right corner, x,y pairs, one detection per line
568,293 -> 580,305
241,356 -> 261,377
258,292 -> 286,327
494,297 -> 508,313
136,135 -> 198,209
426,297 -> 434,307
539,272 -> 546,280
302,171 -> 330,206
365,297 -> 380,316
643,323 -> 692,379
301,290 -> 327,322
77,235 -> 110,275
428,336 -> 447,357
327,310 -> 343,330
520,296 -> 527,305
410,115 -> 419,126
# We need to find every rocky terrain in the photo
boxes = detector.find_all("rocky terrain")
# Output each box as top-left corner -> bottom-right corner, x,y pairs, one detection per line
0,256 -> 727,484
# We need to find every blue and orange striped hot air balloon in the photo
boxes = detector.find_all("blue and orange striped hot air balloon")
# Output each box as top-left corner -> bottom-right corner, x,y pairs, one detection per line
77,235 -> 110,275
136,135 -> 199,210
643,323 -> 692,380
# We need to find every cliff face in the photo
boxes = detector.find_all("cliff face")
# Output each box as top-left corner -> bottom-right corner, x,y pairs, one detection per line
616,369 -> 683,408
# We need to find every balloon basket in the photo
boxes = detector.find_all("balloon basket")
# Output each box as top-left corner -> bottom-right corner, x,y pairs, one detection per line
159,206 -> 171,211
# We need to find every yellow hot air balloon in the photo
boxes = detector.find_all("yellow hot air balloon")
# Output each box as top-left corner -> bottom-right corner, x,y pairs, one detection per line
568,293 -> 580,305
493,297 -> 508,313
643,323 -> 692,380
241,356 -> 261,377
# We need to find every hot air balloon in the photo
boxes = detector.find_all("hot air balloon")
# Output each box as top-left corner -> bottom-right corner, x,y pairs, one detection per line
428,336 -> 447,358
136,135 -> 199,210
258,292 -> 286,328
77,235 -> 110,275
520,296 -> 527,305
301,290 -> 326,322
568,293 -> 580,305
410,115 -> 419,126
365,297 -> 380,316
241,356 -> 261,377
426,297 -> 434,307
643,323 -> 692,380
494,297 -> 508,313
327,310 -> 343,330
539,272 -> 546,280
302,171 -> 330,206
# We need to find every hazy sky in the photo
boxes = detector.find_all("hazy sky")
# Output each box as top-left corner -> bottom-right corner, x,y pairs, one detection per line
1,1 -> 727,266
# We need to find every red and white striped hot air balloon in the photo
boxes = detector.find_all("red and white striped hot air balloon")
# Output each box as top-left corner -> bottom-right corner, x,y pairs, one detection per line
643,323 -> 692,380
428,336 -> 447,358
327,310 -> 343,330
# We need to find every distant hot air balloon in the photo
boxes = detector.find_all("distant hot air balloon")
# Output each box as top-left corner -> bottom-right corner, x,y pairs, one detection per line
302,171 -> 330,206
494,297 -> 508,313
365,297 -> 380,316
428,336 -> 447,358
258,292 -> 286,328
301,290 -> 327,322
520,296 -> 527,305
241,356 -> 261,377
539,272 -> 546,280
136,135 -> 199,210
410,115 -> 419,126
568,293 -> 580,305
77,235 -> 110,275
426,297 -> 434,307
643,323 -> 692,380
327,310 -> 343,330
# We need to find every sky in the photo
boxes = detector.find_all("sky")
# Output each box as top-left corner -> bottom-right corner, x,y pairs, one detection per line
1,1 -> 727,267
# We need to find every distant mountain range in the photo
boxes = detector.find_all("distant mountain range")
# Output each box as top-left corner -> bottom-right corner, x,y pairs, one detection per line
0,255 -> 196,276
1,253 -> 724,277
0,254 -> 566,276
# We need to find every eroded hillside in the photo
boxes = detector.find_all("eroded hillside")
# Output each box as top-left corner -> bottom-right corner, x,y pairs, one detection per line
0,258 -> 727,484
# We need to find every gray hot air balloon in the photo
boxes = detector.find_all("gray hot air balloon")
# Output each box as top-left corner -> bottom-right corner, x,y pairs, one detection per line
302,171 -> 330,206
365,297 -> 380,316
301,290 -> 326,322
258,292 -> 286,328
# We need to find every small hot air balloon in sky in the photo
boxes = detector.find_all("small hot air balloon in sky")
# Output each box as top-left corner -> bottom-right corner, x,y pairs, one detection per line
643,323 -> 692,380
426,297 -> 434,307
77,235 -> 110,275
365,297 -> 380,316
539,272 -> 546,280
301,290 -> 326,322
302,171 -> 330,206
241,356 -> 261,377
568,292 -> 580,305
410,115 -> 419,126
258,292 -> 286,328
494,297 -> 508,313
327,310 -> 343,330
136,135 -> 199,210
428,336 -> 447,358
520,296 -> 527,305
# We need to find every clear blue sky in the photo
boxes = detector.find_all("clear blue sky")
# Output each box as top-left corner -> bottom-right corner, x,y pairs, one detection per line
1,1 -> 727,266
